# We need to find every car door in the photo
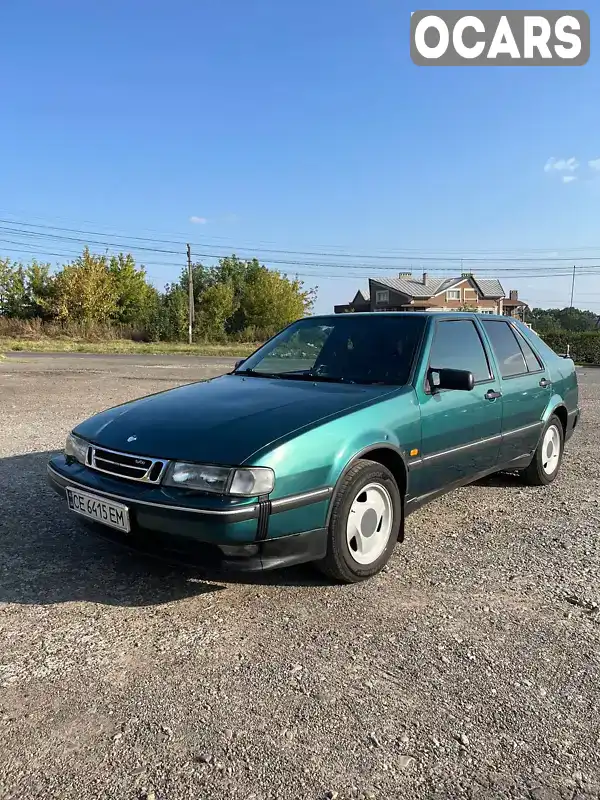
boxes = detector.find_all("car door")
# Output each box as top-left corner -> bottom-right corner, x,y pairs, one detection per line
479,318 -> 551,464
413,317 -> 503,498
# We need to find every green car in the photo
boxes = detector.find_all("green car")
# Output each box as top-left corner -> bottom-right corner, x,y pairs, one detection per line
47,312 -> 580,583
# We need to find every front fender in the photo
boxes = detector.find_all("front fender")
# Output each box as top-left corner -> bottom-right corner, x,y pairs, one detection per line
325,429 -> 405,486
255,388 -> 421,503
324,391 -> 420,491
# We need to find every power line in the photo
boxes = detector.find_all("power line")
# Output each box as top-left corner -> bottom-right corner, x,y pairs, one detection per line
2,244 -> 598,283
5,230 -> 600,275
5,211 -> 600,257
5,216 -> 600,265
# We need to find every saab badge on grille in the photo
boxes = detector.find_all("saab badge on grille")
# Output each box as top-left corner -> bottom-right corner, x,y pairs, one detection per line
127,435 -> 137,442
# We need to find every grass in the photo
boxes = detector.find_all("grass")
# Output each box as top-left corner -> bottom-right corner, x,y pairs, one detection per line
0,338 -> 260,357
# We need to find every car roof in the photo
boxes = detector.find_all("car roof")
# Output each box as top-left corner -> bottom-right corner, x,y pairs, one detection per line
308,312 -> 510,322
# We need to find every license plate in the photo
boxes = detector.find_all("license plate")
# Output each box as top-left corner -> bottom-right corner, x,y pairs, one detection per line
66,487 -> 130,533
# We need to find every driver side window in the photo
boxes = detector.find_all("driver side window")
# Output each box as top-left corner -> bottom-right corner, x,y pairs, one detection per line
428,320 -> 492,384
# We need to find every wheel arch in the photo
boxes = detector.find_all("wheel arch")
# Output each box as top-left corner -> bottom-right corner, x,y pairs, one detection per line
324,444 -> 408,534
551,404 -> 568,437
532,401 -> 568,456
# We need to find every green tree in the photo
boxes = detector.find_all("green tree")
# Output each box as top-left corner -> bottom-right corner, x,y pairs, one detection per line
195,281 -> 236,340
179,254 -> 314,338
23,261 -> 54,319
529,307 -> 598,334
108,253 -> 156,327
0,258 -> 26,317
147,283 -> 188,341
238,267 -> 314,337
51,248 -> 117,323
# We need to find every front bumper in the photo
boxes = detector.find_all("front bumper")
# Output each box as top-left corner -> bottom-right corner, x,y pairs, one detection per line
47,458 -> 329,573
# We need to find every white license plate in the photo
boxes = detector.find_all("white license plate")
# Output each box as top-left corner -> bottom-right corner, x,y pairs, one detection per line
66,487 -> 130,533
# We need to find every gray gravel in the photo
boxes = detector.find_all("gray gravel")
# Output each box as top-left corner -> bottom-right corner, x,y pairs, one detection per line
1,354 -> 599,800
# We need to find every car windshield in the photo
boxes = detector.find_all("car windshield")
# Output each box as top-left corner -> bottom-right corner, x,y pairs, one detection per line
236,315 -> 426,385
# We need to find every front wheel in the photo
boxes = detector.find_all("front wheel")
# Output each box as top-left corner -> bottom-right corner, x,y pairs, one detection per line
520,414 -> 564,486
316,459 -> 401,583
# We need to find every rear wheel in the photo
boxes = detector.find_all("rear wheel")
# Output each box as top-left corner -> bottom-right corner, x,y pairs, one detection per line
316,459 -> 401,583
520,414 -> 564,486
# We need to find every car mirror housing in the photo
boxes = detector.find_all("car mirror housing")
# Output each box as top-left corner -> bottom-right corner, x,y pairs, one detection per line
234,359 -> 245,371
431,368 -> 475,392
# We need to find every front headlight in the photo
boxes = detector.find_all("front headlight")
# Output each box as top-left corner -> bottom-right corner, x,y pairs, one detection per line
65,432 -> 90,465
163,462 -> 274,496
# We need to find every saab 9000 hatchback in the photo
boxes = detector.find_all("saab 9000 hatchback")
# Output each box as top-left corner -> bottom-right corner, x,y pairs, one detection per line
48,312 -> 580,583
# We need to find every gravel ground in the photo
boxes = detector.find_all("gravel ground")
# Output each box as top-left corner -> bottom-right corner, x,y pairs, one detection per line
0,354 -> 599,800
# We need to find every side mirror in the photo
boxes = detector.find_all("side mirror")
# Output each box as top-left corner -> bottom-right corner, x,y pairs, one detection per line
234,359 -> 245,371
430,368 -> 474,392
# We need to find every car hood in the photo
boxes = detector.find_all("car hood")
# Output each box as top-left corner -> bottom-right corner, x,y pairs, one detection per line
74,374 -> 398,464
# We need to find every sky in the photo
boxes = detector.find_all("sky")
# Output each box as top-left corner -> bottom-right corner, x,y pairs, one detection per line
1,0 -> 599,315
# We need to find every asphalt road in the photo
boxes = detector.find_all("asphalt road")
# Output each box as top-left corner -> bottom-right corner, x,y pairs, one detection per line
0,355 -> 599,800
3,351 -> 239,365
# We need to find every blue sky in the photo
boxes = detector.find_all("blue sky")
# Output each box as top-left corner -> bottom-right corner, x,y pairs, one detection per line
1,0 -> 599,314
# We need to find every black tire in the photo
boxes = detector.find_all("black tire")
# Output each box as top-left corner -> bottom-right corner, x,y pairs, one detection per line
520,414 -> 564,486
316,458 -> 402,584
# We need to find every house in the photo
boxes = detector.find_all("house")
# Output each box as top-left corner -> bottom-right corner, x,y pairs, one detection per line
501,289 -> 529,319
334,272 -> 529,319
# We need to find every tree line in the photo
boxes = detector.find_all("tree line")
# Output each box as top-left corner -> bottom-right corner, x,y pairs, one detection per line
0,249 -> 316,341
527,306 -> 599,334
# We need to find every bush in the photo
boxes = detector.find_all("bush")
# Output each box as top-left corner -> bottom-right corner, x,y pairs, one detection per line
542,331 -> 600,364
0,317 -> 148,342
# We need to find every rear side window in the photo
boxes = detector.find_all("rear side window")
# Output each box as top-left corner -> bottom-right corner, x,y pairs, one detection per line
428,320 -> 492,383
481,320 -> 541,378
514,330 -> 544,372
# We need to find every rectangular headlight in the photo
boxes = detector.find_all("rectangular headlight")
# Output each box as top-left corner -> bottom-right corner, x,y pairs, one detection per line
164,463 -> 231,493
163,463 -> 275,496
65,433 -> 90,465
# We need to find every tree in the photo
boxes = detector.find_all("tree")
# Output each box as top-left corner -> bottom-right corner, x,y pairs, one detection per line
51,248 -> 117,323
0,259 -> 26,317
0,247 -> 318,342
0,258 -> 54,319
238,267 -> 314,337
109,253 -> 157,327
195,281 -> 236,340
529,307 -> 598,334
146,283 -> 188,341
178,255 -> 316,339
23,261 -> 54,319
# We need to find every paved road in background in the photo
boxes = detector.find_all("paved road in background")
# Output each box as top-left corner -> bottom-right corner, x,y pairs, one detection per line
3,350 -> 239,365
1,355 -> 599,799
0,351 -> 238,382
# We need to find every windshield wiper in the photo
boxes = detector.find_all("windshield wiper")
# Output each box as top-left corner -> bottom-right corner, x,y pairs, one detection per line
235,369 -> 399,386
234,368 -> 283,379
280,373 -> 356,383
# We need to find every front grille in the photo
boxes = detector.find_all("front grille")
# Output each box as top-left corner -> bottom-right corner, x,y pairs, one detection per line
88,445 -> 168,484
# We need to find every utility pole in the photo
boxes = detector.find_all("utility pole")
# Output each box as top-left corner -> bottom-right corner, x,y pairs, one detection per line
569,264 -> 576,308
187,243 -> 194,345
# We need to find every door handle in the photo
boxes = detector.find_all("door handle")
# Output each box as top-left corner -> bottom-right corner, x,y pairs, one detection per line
485,389 -> 502,400
539,378 -> 552,388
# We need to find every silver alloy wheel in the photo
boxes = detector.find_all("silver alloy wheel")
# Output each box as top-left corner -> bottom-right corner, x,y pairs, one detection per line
346,482 -> 394,565
541,424 -> 561,475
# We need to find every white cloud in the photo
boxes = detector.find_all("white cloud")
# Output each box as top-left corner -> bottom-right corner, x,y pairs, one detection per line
544,156 -> 580,173
589,158 -> 600,172
190,216 -> 208,224
562,175 -> 577,183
